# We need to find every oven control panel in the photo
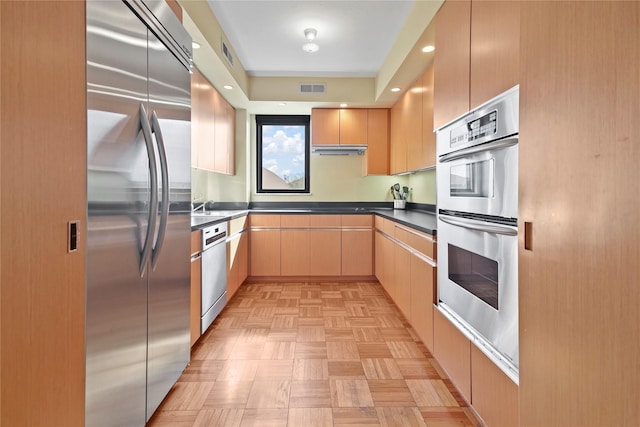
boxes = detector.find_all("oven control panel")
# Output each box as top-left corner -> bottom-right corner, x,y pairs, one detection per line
450,110 -> 498,148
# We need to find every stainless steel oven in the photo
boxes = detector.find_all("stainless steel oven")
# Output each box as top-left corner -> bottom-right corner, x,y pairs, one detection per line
436,86 -> 519,382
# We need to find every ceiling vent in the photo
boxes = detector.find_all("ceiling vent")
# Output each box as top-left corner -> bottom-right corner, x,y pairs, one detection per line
222,40 -> 234,67
299,83 -> 326,95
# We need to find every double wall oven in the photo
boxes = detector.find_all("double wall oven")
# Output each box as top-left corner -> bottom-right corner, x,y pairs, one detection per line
436,86 -> 519,382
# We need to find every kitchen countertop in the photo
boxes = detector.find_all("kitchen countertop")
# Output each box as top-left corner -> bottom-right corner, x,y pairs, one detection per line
191,205 -> 436,235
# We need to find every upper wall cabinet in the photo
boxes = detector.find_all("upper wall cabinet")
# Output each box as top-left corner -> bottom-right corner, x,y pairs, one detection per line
191,66 -> 236,175
390,63 -> 436,175
311,108 -> 367,145
312,108 -> 390,176
433,0 -> 520,130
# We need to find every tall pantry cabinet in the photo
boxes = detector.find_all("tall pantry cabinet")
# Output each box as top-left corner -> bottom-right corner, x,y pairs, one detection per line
0,1 -> 86,426
519,2 -> 640,426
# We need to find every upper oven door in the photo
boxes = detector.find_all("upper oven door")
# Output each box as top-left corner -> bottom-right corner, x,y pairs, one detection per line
437,140 -> 518,219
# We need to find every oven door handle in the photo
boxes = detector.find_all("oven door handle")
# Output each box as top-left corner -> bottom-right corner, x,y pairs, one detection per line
439,136 -> 518,163
439,214 -> 518,236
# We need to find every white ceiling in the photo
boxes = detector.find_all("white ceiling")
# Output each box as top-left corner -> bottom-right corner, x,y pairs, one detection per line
206,0 -> 415,78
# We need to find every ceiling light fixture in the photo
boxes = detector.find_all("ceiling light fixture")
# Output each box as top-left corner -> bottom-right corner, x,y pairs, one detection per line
302,28 -> 319,53
223,85 -> 233,90
192,41 -> 201,49
340,103 -> 348,108
278,103 -> 287,106
391,87 -> 401,92
422,45 -> 435,53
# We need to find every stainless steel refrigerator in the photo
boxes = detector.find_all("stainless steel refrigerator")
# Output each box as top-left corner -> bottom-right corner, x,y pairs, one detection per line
86,1 -> 192,425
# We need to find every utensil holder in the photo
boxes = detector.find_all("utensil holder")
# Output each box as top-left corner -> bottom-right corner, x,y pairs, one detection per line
394,200 -> 406,210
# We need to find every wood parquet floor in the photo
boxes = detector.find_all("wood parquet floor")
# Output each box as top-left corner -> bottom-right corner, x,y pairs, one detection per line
148,282 -> 481,427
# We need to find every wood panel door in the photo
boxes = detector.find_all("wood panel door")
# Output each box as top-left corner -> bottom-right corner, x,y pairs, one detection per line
389,101 -> 407,174
227,234 -> 241,299
410,254 -> 435,353
226,101 -> 236,175
311,108 -> 340,145
381,234 -> 397,300
406,78 -> 425,172
213,89 -> 230,174
421,64 -> 436,168
309,230 -> 341,276
1,2 -> 86,425
339,109 -> 367,146
250,229 -> 281,276
341,230 -> 373,276
190,256 -> 202,347
281,230 -> 310,276
365,109 -> 390,175
191,67 -> 216,171
433,309 -> 471,402
374,231 -> 384,284
471,345 -> 518,427
469,0 -> 520,109
394,243 -> 412,320
237,231 -> 249,287
519,2 -> 640,426
433,0 -> 471,129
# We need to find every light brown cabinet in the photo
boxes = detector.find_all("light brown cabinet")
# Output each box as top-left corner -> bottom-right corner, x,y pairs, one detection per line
341,215 -> 374,276
227,216 -> 249,300
311,108 -> 367,146
390,64 -> 436,174
433,0 -> 471,129
433,309 -> 471,402
190,230 -> 202,347
191,66 -> 236,174
312,108 -> 391,176
519,2 -> 640,426
433,0 -> 519,129
250,214 -> 374,278
364,109 -> 390,175
394,243 -> 412,319
469,0 -> 520,109
249,215 -> 281,276
1,2 -> 87,424
410,253 -> 435,353
471,345 -> 518,427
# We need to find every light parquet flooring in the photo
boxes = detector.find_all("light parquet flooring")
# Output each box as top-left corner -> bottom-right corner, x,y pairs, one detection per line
148,282 -> 480,427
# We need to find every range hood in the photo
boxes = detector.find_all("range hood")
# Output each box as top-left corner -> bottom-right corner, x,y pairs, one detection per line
311,145 -> 367,156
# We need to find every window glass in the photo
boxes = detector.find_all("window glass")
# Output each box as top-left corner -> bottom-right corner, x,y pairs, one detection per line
256,115 -> 310,193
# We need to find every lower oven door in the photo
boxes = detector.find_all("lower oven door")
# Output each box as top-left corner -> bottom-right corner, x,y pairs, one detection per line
437,214 -> 519,369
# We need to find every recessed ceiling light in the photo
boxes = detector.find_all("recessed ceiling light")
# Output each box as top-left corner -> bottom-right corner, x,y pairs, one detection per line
278,103 -> 287,107
340,103 -> 348,108
192,41 -> 201,49
422,45 -> 435,53
391,87 -> 401,92
223,85 -> 233,90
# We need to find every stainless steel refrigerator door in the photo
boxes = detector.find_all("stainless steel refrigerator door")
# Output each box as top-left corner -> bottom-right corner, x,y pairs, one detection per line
86,1 -> 151,425
145,29 -> 191,420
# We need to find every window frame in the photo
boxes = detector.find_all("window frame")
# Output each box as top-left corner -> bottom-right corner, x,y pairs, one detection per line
256,114 -> 311,194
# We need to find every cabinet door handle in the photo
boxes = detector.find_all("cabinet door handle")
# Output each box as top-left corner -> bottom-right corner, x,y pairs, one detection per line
524,221 -> 533,251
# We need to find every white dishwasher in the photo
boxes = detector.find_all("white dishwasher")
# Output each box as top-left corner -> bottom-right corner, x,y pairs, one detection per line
200,222 -> 227,334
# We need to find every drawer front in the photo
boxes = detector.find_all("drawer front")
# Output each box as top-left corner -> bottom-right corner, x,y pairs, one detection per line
280,214 -> 310,228
341,214 -> 372,228
309,215 -> 341,228
395,225 -> 436,260
250,214 -> 281,228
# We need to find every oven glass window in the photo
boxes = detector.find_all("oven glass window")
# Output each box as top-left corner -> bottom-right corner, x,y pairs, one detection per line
450,159 -> 492,198
448,244 -> 498,309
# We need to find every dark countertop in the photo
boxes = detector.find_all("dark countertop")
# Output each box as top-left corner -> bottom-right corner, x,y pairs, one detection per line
191,203 -> 436,235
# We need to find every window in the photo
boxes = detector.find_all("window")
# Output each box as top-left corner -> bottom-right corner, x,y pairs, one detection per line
256,115 -> 310,193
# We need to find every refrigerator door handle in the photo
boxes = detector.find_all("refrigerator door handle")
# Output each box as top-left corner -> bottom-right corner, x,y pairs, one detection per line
150,110 -> 169,269
140,104 -> 159,276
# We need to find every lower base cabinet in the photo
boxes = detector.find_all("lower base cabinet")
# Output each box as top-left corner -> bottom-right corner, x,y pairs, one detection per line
190,230 -> 202,347
310,229 -> 341,276
433,309 -> 472,402
410,253 -> 435,353
471,345 -> 519,427
227,230 -> 248,299
250,229 -> 281,276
